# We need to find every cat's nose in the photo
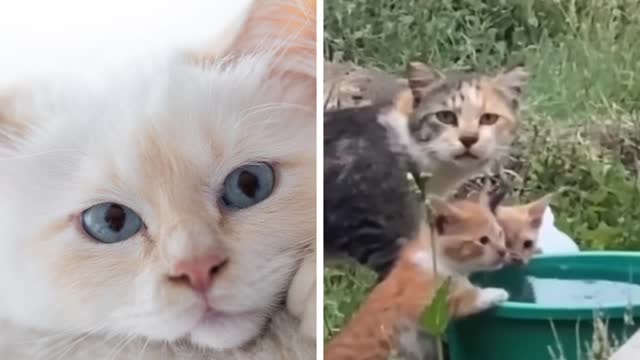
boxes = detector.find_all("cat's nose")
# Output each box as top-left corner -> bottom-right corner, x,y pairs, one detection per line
497,249 -> 507,258
459,135 -> 479,149
169,254 -> 228,293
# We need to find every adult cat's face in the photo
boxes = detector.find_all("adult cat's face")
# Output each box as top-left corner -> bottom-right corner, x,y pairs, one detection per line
407,62 -> 527,169
0,0 -> 316,350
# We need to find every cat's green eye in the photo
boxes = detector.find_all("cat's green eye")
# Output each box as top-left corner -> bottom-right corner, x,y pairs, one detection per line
82,203 -> 143,243
479,113 -> 499,125
434,110 -> 457,126
221,162 -> 275,209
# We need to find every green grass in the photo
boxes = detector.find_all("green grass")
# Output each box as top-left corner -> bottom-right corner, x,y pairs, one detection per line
324,0 -> 640,356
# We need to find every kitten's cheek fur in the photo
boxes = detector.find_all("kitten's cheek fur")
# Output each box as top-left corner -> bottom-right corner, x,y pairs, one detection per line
286,254 -> 316,339
137,306 -> 204,341
189,313 -> 266,349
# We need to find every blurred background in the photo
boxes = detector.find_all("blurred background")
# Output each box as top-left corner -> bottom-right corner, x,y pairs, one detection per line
0,0 -> 252,86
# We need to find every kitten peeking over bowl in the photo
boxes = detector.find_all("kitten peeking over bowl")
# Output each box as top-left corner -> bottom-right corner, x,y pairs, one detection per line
497,194 -> 553,266
0,0 -> 316,358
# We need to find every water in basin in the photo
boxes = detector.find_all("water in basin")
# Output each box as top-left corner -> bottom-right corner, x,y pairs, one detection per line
509,277 -> 640,307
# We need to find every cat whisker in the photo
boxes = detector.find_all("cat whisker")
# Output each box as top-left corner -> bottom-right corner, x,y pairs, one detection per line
14,324 -> 95,345
137,338 -> 151,360
106,332 -> 140,360
42,321 -> 111,360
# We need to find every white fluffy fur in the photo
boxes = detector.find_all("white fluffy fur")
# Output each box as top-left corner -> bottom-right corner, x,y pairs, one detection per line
0,0 -> 316,355
0,311 -> 314,359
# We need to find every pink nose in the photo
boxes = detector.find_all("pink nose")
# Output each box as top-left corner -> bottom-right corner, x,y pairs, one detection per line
169,254 -> 227,293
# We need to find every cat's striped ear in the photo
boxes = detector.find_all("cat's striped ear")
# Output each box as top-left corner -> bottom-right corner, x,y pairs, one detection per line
222,0 -> 316,82
492,65 -> 528,109
407,62 -> 442,106
391,89 -> 414,117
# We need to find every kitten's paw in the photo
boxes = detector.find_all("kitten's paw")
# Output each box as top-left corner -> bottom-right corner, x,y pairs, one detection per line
474,288 -> 509,311
286,254 -> 316,340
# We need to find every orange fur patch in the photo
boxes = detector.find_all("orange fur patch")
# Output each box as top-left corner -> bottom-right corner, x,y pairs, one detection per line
392,89 -> 414,117
0,94 -> 28,142
325,225 -> 437,360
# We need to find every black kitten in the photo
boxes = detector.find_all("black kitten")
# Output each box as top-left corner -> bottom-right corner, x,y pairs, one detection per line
324,91 -> 424,279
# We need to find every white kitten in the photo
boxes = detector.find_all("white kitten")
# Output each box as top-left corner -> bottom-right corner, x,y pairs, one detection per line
0,0 -> 315,355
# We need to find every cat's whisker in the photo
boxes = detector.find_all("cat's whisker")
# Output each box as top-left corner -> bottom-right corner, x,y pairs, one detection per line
106,332 -> 139,360
32,339 -> 75,360
14,324 -> 94,345
137,338 -> 151,360
42,321 -> 111,360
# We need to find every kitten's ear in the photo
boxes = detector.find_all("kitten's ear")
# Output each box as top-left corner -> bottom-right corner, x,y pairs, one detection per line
526,193 -> 552,229
219,0 -> 316,84
493,65 -> 529,109
428,196 -> 464,235
407,62 -> 442,106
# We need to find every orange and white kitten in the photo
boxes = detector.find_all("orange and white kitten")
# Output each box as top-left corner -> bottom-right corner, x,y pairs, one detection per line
497,194 -> 552,265
0,0 -> 315,358
325,195 -> 509,360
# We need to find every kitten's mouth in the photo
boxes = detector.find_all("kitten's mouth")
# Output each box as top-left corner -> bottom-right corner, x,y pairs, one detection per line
200,308 -> 222,323
454,151 -> 479,160
195,307 -> 258,327
489,257 -> 507,269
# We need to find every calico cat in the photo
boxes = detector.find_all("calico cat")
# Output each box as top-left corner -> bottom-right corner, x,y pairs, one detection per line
0,0 -> 315,358
324,62 -> 527,277
325,195 -> 510,360
497,194 -> 553,265
406,62 -> 528,197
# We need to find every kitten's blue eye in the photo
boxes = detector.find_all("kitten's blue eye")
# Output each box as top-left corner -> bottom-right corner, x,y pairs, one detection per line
82,203 -> 143,243
221,163 -> 275,209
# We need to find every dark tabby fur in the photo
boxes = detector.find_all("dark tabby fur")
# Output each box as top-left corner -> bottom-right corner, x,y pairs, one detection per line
324,103 -> 423,279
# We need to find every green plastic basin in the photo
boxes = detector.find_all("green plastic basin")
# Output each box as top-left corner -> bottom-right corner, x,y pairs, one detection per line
446,252 -> 640,360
